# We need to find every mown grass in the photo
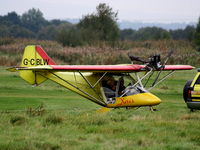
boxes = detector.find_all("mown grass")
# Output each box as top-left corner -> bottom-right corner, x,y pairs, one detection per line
1,66 -> 200,150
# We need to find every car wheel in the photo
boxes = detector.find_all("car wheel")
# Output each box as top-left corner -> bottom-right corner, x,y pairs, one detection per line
183,80 -> 192,102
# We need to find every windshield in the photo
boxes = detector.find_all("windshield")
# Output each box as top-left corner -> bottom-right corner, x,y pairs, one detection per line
122,86 -> 147,97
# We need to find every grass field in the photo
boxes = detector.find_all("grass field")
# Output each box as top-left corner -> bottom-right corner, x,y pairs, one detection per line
1,66 -> 200,150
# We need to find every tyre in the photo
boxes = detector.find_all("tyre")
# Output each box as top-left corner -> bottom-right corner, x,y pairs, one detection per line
183,80 -> 192,102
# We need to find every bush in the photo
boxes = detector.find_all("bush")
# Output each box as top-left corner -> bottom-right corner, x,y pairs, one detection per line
0,37 -> 14,46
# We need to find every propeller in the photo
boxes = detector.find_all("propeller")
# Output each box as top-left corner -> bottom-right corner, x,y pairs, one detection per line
128,50 -> 173,70
129,50 -> 174,87
129,54 -> 162,70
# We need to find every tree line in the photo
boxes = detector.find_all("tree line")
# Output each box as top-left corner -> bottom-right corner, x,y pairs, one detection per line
120,25 -> 195,41
0,3 -> 200,49
0,8 -> 73,40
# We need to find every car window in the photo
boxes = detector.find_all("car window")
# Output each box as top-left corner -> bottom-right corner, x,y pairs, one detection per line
195,75 -> 200,84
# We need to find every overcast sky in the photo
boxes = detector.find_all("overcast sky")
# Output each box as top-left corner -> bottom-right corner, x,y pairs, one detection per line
0,0 -> 200,23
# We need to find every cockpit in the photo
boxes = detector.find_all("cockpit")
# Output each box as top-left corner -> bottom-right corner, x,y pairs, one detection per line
101,74 -> 147,104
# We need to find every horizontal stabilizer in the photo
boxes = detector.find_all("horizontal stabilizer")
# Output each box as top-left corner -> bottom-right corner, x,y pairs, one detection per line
6,67 -> 18,72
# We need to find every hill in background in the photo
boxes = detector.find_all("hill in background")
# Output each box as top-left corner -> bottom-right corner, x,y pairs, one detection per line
118,21 -> 196,30
65,18 -> 196,30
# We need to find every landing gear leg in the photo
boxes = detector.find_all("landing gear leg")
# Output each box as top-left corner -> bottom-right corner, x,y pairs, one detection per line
149,106 -> 158,111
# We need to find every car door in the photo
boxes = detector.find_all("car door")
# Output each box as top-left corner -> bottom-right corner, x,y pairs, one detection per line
191,72 -> 200,100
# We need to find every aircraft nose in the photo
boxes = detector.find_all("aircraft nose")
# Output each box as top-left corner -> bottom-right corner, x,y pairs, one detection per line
148,93 -> 161,105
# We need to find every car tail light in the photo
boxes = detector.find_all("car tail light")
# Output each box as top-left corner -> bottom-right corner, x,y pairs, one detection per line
188,90 -> 191,98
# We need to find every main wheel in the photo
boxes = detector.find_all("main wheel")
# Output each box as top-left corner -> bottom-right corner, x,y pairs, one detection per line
183,80 -> 192,102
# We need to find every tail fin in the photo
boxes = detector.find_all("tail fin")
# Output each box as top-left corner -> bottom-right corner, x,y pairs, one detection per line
21,45 -> 56,67
19,45 -> 56,85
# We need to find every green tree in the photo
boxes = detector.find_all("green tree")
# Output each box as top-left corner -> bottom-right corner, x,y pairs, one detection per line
50,19 -> 64,25
120,29 -> 136,40
0,12 -> 21,26
37,25 -> 57,40
9,25 -> 35,38
78,3 -> 119,44
21,8 -> 48,33
170,25 -> 195,41
56,24 -> 82,47
0,25 -> 10,37
132,27 -> 171,41
170,29 -> 184,40
194,17 -> 200,50
184,25 -> 195,41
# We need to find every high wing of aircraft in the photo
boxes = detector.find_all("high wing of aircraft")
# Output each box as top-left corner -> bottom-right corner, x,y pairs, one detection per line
7,45 -> 194,111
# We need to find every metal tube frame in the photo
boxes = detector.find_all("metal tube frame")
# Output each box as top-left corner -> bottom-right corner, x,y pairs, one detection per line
144,71 -> 154,87
129,69 -> 153,88
148,70 -> 175,91
78,71 -> 104,100
120,69 -> 153,97
46,71 -> 106,106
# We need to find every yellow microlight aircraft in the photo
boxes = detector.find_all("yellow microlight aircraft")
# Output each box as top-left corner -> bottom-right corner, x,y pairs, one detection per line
8,45 -> 193,112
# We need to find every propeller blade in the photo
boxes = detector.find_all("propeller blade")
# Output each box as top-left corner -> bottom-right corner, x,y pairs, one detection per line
128,55 -> 148,63
163,50 -> 173,66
